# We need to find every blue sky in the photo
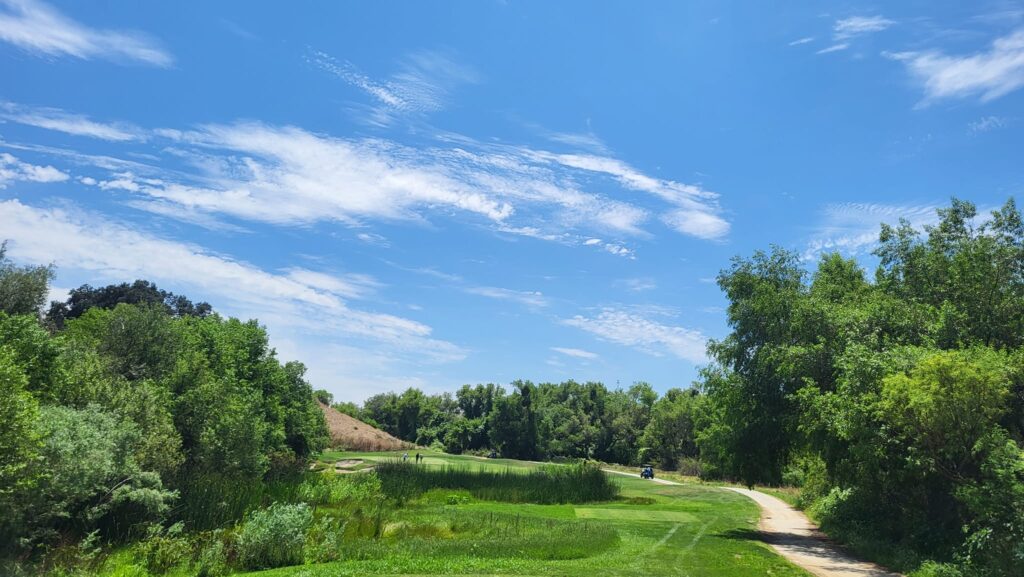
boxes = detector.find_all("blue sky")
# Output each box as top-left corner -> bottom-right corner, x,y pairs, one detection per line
1,1 -> 1022,401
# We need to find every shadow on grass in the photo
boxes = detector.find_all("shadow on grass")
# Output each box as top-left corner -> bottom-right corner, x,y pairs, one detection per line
719,528 -> 901,577
720,528 -> 840,556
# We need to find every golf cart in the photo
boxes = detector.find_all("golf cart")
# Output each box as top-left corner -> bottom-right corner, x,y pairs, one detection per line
640,465 -> 654,479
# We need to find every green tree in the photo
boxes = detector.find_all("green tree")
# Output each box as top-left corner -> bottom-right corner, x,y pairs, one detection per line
0,242 -> 53,316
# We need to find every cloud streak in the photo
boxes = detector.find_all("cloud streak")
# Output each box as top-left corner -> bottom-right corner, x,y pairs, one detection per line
563,308 -> 707,364
834,15 -> 895,40
0,199 -> 464,363
805,202 -> 939,259
11,107 -> 730,251
309,49 -> 477,126
464,285 -> 548,309
0,0 -> 172,66
551,347 -> 598,359
1,102 -> 144,141
888,28 -> 1024,104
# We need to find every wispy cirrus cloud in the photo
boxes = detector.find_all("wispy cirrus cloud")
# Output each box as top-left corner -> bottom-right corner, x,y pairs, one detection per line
0,0 -> 172,66
9,104 -> 730,252
308,49 -> 477,126
805,202 -> 940,259
817,15 -> 894,55
1,102 -> 144,141
465,285 -> 548,309
834,15 -> 895,40
563,307 -> 707,364
887,28 -> 1024,104
817,43 -> 850,55
0,152 -> 68,186
789,36 -> 814,46
0,199 -> 464,363
551,347 -> 598,359
619,277 -> 657,292
969,115 -> 1010,133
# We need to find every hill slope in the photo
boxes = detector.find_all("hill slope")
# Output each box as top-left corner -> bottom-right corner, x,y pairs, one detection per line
318,402 -> 413,451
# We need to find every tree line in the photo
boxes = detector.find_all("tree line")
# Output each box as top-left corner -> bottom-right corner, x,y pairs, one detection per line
0,246 -> 327,555
330,380 -> 703,471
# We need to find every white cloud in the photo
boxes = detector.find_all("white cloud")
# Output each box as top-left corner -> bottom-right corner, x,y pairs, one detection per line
969,115 -> 1009,133
805,202 -> 939,259
525,150 -> 729,239
662,208 -> 730,240
1,102 -> 143,141
309,49 -> 477,126
285,268 -> 381,300
45,284 -> 69,306
888,29 -> 1024,103
546,131 -> 608,153
602,243 -> 635,259
0,0 -> 172,66
834,15 -> 895,40
356,232 -> 390,247
0,152 -> 68,186
620,277 -> 657,292
0,199 -> 465,365
789,36 -> 815,46
563,308 -> 707,364
814,15 -> 892,55
551,347 -> 598,359
8,106 -> 731,249
817,43 -> 850,55
465,286 -> 548,308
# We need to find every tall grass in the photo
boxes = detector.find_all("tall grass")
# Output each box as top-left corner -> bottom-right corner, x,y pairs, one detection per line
171,472 -> 382,530
375,461 -> 618,504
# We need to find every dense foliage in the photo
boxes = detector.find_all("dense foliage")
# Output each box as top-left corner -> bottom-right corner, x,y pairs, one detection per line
351,380 -> 701,469
698,198 -> 1024,576
0,259 -> 328,561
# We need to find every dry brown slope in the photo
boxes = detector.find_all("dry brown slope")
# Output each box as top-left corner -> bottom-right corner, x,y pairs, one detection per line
318,402 -> 414,451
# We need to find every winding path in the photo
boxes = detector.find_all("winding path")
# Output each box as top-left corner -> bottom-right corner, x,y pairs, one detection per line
604,470 -> 903,577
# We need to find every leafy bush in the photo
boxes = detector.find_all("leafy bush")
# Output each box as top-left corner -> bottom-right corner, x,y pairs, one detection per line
137,522 -> 190,574
235,502 -> 312,570
910,561 -> 964,577
193,534 -> 230,577
677,457 -> 703,477
303,516 -> 347,564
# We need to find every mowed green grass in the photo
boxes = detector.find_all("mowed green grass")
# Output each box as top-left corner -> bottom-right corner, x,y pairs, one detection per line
244,453 -> 810,577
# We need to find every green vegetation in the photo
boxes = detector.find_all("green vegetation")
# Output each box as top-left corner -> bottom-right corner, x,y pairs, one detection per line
697,198 -> 1024,576
3,197 -> 1022,577
228,456 -> 808,577
375,460 -> 619,504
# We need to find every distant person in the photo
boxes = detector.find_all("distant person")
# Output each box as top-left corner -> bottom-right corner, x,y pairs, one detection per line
402,452 -> 409,462
415,452 -> 421,463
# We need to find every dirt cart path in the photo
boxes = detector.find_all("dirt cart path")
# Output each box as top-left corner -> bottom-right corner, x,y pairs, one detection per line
604,469 -> 903,577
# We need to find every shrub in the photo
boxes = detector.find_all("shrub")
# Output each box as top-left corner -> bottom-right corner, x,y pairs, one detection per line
303,516 -> 346,564
137,522 -> 190,574
910,561 -> 964,577
194,535 -> 230,577
236,502 -> 312,570
677,458 -> 703,477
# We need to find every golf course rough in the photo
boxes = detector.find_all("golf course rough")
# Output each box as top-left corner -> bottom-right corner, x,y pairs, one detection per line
242,451 -> 813,577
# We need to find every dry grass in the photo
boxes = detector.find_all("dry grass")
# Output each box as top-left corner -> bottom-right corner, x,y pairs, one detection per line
318,402 -> 414,452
